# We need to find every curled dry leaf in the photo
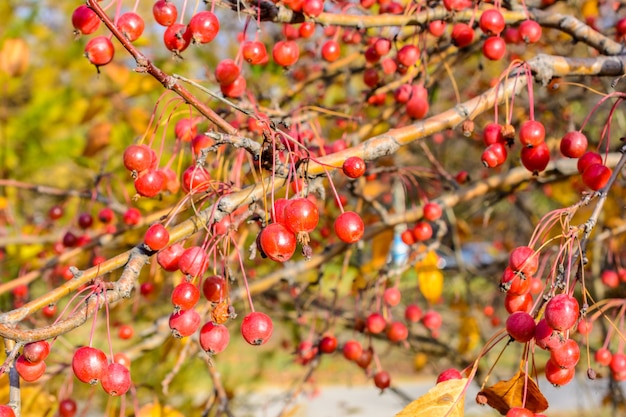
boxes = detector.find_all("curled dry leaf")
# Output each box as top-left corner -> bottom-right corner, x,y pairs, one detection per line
395,378 -> 468,417
476,370 -> 548,415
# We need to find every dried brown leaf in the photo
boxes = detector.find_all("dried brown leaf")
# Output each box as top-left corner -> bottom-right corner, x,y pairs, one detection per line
476,370 -> 548,415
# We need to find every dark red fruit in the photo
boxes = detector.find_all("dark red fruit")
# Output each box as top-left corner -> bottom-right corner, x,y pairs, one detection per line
85,36 -> 114,67
169,309 -> 201,338
519,120 -> 545,147
178,246 -> 209,277
601,269 -> 620,288
436,368 -> 463,383
242,41 -> 268,65
366,313 -> 387,334
412,221 -> 433,241
519,20 -> 542,43
582,163 -> 611,190
153,0 -> 178,26
521,142 -> 550,173
101,363 -> 131,396
188,11 -> 220,44
406,97 -> 429,119
534,318 -> 564,350
134,169 -> 164,197
505,311 -> 536,343
98,207 -> 114,223
404,304 -> 422,322
383,287 -> 401,306
577,151 -> 602,174
118,324 -> 134,340
343,156 -> 366,178
422,202 -> 442,221
508,246 -> 538,276
500,267 -> 530,295
482,142 -> 507,167
319,335 -> 338,354
144,223 -> 170,251
374,370 -> 391,390
560,131 -> 588,158
483,123 -> 504,145
321,40 -> 340,62
610,352 -> 626,374
220,75 -> 247,98
386,321 -> 409,342
163,23 -> 191,53
451,23 -> 474,47
544,294 -> 579,331
284,198 -> 319,234
123,208 -> 141,225
422,310 -> 442,330
443,0 -> 472,11
241,311 -> 273,345
72,5 -> 100,35
72,346 -> 108,384
203,275 -> 228,303
550,338 -> 580,369
396,45 -> 419,68
215,59 -> 240,85
504,293 -> 533,314
482,36 -> 506,61
15,355 -> 46,382
259,223 -> 297,262
117,12 -> 145,42
49,205 -> 64,220
199,321 -> 230,354
58,399 -> 77,417
595,348 -> 612,366
479,9 -> 505,35
428,20 -> 446,37
506,407 -> 534,417
181,165 -> 211,194
334,211 -> 364,243
23,341 -> 50,363
123,144 -> 152,172
545,358 -> 575,386
342,340 -> 363,361
157,243 -> 185,271
273,40 -> 300,67
303,0 -> 324,16
171,281 -> 200,310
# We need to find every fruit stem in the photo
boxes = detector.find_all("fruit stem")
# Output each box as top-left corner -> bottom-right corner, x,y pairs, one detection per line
229,235 -> 255,312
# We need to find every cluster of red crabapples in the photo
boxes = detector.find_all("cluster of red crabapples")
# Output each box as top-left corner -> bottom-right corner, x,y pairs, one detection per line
156,241 -> 274,354
73,1 -> 220,67
296,285 -> 443,392
399,201 -> 443,245
71,345 -> 132,396
501,245 -> 583,387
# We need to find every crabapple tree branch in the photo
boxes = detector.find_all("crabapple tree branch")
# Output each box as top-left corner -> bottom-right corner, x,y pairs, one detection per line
0,43 -> 624,343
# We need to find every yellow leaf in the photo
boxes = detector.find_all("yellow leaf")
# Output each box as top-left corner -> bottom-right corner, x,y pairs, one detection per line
0,377 -> 55,417
418,268 -> 443,304
395,378 -> 468,417
360,229 -> 393,274
581,0 -> 598,19
457,315 -> 480,354
137,402 -> 185,417
413,352 -> 428,371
